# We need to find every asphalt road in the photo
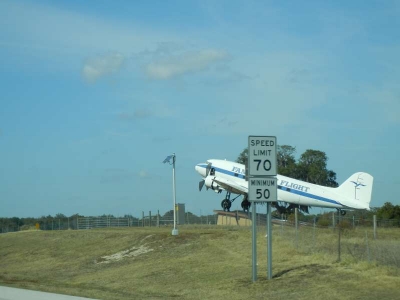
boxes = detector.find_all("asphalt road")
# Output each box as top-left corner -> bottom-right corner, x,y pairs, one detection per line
0,286 -> 98,300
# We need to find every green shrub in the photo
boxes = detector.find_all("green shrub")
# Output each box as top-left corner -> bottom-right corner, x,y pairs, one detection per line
317,218 -> 330,227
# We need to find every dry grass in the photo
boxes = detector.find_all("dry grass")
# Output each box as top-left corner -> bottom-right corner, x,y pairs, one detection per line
0,226 -> 400,300
278,225 -> 400,269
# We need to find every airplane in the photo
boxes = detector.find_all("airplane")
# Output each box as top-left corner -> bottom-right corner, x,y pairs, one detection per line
195,159 -> 373,215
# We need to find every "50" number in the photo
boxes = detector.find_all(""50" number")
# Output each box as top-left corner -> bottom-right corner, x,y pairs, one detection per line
256,188 -> 270,199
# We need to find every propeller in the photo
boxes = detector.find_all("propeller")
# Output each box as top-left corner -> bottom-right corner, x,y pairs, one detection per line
205,162 -> 211,176
199,180 -> 205,191
199,162 -> 212,191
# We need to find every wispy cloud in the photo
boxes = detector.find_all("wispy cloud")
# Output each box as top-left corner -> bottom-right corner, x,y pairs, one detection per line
1,2 -> 231,82
364,46 -> 400,124
138,170 -> 150,179
118,110 -> 152,121
366,83 -> 400,124
104,130 -> 130,137
100,168 -> 153,183
145,49 -> 228,79
82,53 -> 125,82
117,106 -> 177,121
0,1 -> 179,66
190,50 -> 332,136
152,136 -> 172,143
100,168 -> 135,184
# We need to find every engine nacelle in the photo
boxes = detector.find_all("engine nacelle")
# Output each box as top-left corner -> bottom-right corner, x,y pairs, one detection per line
205,176 -> 221,192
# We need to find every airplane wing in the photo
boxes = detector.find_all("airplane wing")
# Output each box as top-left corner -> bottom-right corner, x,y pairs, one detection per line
213,177 -> 248,195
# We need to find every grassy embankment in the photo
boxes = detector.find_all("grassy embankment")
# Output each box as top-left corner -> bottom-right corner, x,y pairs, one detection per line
0,225 -> 399,300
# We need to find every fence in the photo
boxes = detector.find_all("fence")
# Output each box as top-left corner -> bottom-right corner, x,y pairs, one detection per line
1,210 -> 400,233
273,219 -> 400,268
0,211 -> 219,233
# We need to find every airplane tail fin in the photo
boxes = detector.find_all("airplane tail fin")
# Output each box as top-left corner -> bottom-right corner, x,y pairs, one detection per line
336,172 -> 374,209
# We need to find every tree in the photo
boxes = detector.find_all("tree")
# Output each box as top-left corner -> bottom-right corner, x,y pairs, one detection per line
163,210 -> 174,219
55,213 -> 66,219
296,149 -> 338,187
377,202 -> 400,220
236,148 -> 248,166
277,145 -> 296,177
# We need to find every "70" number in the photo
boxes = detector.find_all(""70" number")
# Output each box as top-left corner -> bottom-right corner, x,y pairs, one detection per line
254,159 -> 271,171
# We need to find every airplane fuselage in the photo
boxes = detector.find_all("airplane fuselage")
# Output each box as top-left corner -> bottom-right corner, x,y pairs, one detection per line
196,159 -> 372,211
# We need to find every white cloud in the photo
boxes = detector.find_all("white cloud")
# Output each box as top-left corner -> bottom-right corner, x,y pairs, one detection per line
82,53 -> 125,83
145,49 -> 228,79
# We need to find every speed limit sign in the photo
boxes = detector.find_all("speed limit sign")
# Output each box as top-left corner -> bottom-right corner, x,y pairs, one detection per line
248,136 -> 277,176
248,135 -> 277,202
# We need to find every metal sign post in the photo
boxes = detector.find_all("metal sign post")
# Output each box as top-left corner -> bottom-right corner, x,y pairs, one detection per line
252,203 -> 257,282
248,136 -> 277,281
266,202 -> 272,279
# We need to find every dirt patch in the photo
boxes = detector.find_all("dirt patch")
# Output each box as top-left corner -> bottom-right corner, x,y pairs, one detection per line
96,245 -> 154,264
95,235 -> 155,264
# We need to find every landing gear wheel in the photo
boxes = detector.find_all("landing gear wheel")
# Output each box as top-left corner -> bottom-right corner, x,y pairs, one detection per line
241,199 -> 251,212
221,199 -> 231,212
340,210 -> 346,216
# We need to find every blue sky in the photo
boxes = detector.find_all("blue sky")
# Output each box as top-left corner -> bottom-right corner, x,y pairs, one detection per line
0,0 -> 399,218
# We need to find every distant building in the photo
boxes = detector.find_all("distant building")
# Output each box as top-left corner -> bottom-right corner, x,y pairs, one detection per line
214,210 -> 286,227
214,210 -> 252,226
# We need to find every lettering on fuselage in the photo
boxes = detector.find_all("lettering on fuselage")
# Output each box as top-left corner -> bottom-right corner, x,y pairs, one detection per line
279,180 -> 310,193
231,166 -> 246,175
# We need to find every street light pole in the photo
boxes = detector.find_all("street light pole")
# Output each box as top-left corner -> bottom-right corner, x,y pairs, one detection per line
163,153 -> 178,236
172,153 -> 178,235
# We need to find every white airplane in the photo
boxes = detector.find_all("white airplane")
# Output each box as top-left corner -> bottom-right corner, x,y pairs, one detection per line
195,159 -> 373,215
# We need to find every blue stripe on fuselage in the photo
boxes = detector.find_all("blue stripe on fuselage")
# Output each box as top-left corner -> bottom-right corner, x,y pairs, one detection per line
198,164 -> 246,179
198,164 -> 342,206
278,186 -> 340,205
